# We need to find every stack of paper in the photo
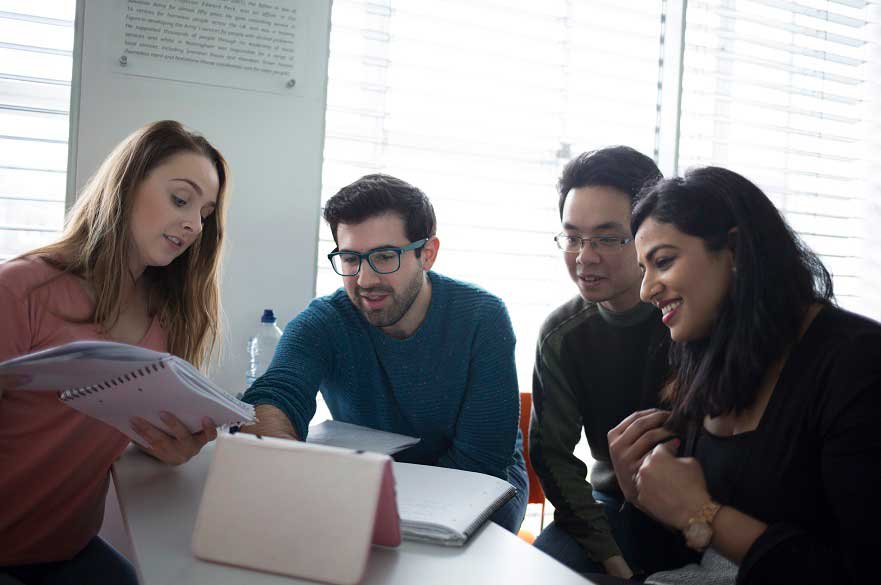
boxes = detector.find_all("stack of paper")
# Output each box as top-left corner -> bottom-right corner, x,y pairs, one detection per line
393,462 -> 515,546
307,419 -> 420,454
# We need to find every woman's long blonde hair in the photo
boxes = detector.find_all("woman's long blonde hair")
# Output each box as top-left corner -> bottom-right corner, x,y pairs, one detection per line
26,120 -> 229,370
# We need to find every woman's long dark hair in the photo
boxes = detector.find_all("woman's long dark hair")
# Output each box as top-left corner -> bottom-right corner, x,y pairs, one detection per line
631,167 -> 834,431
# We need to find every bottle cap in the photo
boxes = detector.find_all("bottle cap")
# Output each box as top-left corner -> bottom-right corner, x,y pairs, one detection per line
261,309 -> 276,324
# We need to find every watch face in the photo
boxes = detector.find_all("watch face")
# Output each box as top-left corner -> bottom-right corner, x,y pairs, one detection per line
685,521 -> 713,549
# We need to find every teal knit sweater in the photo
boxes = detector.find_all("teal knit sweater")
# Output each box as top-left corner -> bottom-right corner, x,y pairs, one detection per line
242,271 -> 526,485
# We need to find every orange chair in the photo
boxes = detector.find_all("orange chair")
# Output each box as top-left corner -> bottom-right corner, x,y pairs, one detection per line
517,391 -> 547,543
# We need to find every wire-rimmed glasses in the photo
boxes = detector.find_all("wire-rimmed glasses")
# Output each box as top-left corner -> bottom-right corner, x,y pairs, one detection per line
554,233 -> 632,253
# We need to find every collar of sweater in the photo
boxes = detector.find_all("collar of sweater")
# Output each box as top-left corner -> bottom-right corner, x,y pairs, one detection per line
596,300 -> 657,327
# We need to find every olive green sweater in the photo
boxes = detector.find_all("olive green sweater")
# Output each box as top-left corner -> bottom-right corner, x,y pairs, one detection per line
530,296 -> 670,562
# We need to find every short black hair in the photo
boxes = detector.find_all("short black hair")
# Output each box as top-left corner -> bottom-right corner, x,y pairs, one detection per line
632,166 -> 834,432
557,146 -> 662,217
323,174 -> 437,251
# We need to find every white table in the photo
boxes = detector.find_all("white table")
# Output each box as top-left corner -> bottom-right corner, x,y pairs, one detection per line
112,444 -> 600,585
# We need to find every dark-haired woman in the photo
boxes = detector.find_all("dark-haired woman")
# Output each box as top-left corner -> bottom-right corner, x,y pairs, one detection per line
608,166 -> 880,584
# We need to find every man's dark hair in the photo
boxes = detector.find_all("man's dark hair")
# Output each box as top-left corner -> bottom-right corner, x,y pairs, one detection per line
557,146 -> 663,217
323,174 -> 437,255
631,166 -> 834,433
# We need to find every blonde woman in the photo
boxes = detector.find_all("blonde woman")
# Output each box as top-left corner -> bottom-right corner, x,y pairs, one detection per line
0,120 -> 229,584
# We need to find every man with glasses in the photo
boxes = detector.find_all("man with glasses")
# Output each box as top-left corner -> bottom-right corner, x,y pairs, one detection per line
530,147 -> 689,578
240,173 -> 528,532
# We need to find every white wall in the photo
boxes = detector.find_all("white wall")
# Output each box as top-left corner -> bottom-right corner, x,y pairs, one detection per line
69,0 -> 331,392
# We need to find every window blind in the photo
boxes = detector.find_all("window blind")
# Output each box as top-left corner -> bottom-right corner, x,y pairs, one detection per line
860,3 -> 880,321
677,0 -> 880,319
0,0 -> 75,261
318,0 -> 666,388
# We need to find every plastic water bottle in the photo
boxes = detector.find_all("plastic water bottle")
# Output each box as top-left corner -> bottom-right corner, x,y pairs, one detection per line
246,309 -> 283,388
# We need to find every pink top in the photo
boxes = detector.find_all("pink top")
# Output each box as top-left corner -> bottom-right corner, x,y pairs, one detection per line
0,256 -> 166,565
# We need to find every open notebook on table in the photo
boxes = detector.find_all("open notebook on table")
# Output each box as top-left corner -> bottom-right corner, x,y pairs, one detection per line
300,421 -> 513,546
393,462 -> 515,546
0,340 -> 255,440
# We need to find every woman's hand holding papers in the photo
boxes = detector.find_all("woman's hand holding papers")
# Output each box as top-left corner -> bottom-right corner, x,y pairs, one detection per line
131,412 -> 217,465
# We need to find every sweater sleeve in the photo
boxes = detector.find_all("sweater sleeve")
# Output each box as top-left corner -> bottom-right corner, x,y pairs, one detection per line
737,333 -> 881,585
435,302 -> 519,481
529,324 -> 621,562
241,300 -> 336,439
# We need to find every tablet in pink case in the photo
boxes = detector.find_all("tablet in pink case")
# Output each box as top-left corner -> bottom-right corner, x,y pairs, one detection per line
192,432 -> 400,585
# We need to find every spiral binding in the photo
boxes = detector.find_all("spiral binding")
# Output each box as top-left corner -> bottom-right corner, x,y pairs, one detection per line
60,361 -> 165,401
465,485 -> 515,539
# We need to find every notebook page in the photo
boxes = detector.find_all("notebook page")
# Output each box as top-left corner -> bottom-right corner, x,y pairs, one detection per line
306,420 -> 420,455
0,341 -> 169,392
60,360 -> 255,440
168,359 -> 248,411
0,340 -> 160,366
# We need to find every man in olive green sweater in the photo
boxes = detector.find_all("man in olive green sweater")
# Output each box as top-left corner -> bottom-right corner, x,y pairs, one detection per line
530,147 -> 688,579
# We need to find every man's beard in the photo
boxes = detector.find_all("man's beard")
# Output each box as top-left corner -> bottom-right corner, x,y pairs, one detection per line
356,272 -> 424,329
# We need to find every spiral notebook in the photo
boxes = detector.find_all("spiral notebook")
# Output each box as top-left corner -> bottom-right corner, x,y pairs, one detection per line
392,462 -> 515,546
0,340 -> 255,440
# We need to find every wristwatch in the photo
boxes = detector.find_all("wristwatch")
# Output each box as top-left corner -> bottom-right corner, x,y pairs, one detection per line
683,500 -> 721,551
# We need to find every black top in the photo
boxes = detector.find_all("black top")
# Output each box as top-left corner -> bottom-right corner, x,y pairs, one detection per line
530,296 -> 671,561
685,305 -> 881,585
694,431 -> 753,507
